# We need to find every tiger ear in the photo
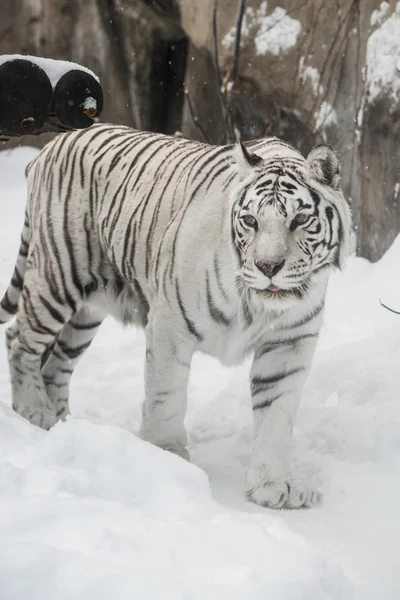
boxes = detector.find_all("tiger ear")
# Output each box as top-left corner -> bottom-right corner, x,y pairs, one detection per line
307,144 -> 340,190
234,142 -> 263,179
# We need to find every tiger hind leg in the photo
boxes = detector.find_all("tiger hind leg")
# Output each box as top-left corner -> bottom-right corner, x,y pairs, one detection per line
41,306 -> 104,421
8,273 -> 79,429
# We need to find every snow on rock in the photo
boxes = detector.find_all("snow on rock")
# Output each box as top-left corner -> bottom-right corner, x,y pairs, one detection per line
365,3 -> 400,106
0,54 -> 99,88
254,6 -> 301,56
371,1 -> 390,27
299,59 -> 337,139
300,57 -> 322,96
1,148 -> 400,598
222,2 -> 301,57
314,101 -> 338,140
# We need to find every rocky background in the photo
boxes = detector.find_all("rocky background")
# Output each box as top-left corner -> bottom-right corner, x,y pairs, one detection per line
0,0 -> 398,261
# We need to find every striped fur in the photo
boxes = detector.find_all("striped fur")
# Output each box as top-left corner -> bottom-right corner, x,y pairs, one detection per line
0,124 -> 351,508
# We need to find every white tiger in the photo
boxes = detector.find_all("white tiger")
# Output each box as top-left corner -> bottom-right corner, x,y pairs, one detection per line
0,124 -> 350,508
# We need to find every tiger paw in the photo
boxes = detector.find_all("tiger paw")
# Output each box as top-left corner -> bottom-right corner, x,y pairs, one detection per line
246,465 -> 321,509
16,406 -> 56,430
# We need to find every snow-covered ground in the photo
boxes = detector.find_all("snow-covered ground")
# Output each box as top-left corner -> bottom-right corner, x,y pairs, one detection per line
1,147 -> 400,599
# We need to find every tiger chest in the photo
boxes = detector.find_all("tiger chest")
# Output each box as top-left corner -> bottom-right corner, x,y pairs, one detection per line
197,312 -> 270,366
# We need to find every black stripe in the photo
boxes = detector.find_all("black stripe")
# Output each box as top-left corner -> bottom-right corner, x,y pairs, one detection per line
70,319 -> 102,330
205,272 -> 230,326
93,130 -> 135,164
121,210 -> 135,279
282,303 -> 324,329
64,151 -> 84,297
213,254 -> 230,302
241,293 -> 253,327
222,171 -> 238,191
251,367 -> 305,396
144,143 -> 193,279
205,162 -> 231,192
175,279 -> 203,342
255,333 -> 319,359
253,393 -> 283,410
44,380 -> 68,389
106,133 -> 150,176
19,237 -> 29,257
42,239 -> 65,307
38,294 -> 66,325
132,279 -> 150,326
0,291 -> 18,314
170,147 -> 233,279
23,288 -> 58,337
46,177 -> 77,312
105,137 -> 173,234
57,339 -> 93,360
153,146 -> 209,275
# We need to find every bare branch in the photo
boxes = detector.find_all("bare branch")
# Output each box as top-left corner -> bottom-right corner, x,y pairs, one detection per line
212,0 -> 234,143
212,0 -> 224,98
231,0 -> 246,80
379,299 -> 400,315
184,89 -> 210,144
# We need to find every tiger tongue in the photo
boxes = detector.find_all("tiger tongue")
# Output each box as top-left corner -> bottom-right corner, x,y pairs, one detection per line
267,284 -> 281,292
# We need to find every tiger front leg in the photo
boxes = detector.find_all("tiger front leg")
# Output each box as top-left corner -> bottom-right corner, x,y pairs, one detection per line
139,308 -> 195,460
246,335 -> 321,509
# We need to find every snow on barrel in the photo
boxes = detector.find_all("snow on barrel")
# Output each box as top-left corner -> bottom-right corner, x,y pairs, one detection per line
0,55 -> 103,135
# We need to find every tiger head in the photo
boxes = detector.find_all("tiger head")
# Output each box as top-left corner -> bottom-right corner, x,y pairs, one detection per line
230,140 -> 351,309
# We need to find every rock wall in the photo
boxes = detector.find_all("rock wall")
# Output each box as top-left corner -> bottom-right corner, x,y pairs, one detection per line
1,0 -> 399,261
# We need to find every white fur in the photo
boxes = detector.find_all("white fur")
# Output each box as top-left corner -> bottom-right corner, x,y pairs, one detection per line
0,125 -> 351,509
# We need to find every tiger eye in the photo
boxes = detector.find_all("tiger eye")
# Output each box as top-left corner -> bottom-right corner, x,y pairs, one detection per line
242,214 -> 257,228
291,213 -> 309,229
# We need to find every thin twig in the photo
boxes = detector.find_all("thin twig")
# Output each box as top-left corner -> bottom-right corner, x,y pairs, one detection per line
232,0 -> 246,80
379,299 -> 400,315
184,89 -> 210,144
212,0 -> 234,143
212,0 -> 223,98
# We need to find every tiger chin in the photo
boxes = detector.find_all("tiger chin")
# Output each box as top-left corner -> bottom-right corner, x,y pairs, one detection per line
0,124 -> 351,509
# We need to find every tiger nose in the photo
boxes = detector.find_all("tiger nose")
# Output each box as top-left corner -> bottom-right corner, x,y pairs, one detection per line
255,258 -> 286,279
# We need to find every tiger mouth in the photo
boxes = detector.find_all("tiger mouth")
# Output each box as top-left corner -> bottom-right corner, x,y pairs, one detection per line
256,285 -> 306,300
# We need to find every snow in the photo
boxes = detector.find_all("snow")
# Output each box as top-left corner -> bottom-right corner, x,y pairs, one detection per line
1,147 -> 400,598
222,2 -> 301,57
299,60 -> 337,140
301,65 -> 320,96
314,101 -> 338,140
82,97 -> 97,111
0,54 -> 99,88
365,3 -> 400,106
300,57 -> 322,96
394,182 -> 400,201
371,2 -> 390,27
253,6 -> 301,56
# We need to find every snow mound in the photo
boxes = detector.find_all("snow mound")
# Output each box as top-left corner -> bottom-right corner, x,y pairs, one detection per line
0,407 -> 351,600
1,147 -> 400,598
222,2 -> 301,57
366,3 -> 400,106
